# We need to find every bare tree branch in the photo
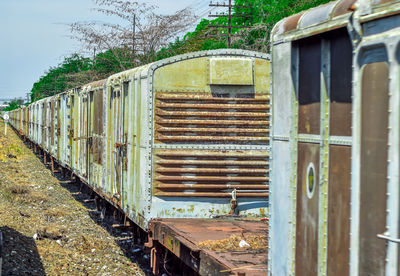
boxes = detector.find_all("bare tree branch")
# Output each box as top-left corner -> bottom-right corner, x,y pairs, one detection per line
69,0 -> 197,70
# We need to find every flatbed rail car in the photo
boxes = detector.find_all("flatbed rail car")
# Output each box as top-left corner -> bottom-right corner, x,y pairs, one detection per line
269,0 -> 400,275
146,218 -> 268,276
8,49 -> 270,275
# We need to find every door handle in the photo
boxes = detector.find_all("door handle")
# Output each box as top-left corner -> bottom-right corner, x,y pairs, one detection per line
377,233 -> 400,243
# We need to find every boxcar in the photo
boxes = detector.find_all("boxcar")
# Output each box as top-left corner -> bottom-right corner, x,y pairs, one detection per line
269,0 -> 400,275
101,49 -> 270,229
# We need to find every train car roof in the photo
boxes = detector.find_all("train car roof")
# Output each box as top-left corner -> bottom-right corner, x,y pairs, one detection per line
81,78 -> 107,93
272,0 -> 400,43
106,49 -> 270,86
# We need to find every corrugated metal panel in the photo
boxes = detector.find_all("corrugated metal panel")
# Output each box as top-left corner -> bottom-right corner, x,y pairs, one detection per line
153,149 -> 269,197
154,93 -> 270,144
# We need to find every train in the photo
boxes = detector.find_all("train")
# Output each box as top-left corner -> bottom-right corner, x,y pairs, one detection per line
8,49 -> 271,228
8,50 -> 271,275
6,0 -> 400,275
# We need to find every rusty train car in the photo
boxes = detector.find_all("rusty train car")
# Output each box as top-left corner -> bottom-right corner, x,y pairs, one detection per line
9,49 -> 271,275
269,0 -> 400,275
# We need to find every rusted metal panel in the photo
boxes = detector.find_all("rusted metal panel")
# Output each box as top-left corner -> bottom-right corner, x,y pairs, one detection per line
154,93 -> 269,145
284,13 -> 304,33
295,142 -> 320,276
153,149 -> 269,198
359,62 -> 389,276
327,145 -> 351,276
147,218 -> 268,276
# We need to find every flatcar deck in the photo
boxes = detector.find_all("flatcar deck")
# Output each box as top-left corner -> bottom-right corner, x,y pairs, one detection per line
146,218 -> 268,276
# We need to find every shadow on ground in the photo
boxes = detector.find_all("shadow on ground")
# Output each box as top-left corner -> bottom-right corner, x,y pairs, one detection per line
20,137 -> 153,275
56,176 -> 153,276
0,226 -> 46,276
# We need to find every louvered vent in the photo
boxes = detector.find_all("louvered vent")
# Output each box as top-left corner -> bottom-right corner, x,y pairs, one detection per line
153,149 -> 269,197
154,93 -> 270,144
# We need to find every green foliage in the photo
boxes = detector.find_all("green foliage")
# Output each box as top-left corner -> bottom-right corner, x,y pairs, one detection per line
231,0 -> 332,50
30,0 -> 333,102
30,54 -> 97,102
155,0 -> 333,58
3,100 -> 21,112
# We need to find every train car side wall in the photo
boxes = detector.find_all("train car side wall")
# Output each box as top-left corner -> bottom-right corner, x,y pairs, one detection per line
269,41 -> 296,276
350,10 -> 400,276
270,14 -> 354,276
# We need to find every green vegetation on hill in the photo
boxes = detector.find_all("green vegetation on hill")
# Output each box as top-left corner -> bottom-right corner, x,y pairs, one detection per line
30,0 -> 332,103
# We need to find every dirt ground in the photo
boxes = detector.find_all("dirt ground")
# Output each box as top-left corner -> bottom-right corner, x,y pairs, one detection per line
0,121 -> 149,276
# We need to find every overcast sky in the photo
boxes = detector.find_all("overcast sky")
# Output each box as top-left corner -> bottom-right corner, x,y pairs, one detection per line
0,0 -> 215,102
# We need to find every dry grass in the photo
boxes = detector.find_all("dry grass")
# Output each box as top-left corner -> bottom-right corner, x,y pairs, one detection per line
70,234 -> 109,253
198,234 -> 267,252
0,121 -> 145,275
0,142 -> 26,162
44,207 -> 68,218
8,184 -> 30,195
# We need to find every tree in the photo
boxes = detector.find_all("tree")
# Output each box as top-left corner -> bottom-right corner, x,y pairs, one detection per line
230,0 -> 332,51
70,0 -> 196,69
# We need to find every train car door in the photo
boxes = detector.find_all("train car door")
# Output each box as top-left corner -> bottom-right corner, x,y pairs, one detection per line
88,89 -> 104,189
70,94 -> 76,169
50,99 -> 55,154
111,83 -> 128,208
42,103 -> 46,148
57,98 -> 61,160
295,36 -> 321,276
121,82 -> 129,207
294,29 -> 353,275
79,93 -> 88,178
65,94 -> 72,167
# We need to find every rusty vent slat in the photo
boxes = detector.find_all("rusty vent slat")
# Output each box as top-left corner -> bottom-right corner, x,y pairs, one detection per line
154,150 -> 269,198
154,93 -> 270,144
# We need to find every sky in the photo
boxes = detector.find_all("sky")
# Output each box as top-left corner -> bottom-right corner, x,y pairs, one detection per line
0,0 -> 217,102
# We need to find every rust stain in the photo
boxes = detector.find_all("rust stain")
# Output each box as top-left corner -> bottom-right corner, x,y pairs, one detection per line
154,92 -> 270,145
153,149 -> 269,198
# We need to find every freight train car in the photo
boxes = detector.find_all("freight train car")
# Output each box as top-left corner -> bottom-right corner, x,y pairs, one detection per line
11,49 -> 271,229
269,0 -> 400,275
